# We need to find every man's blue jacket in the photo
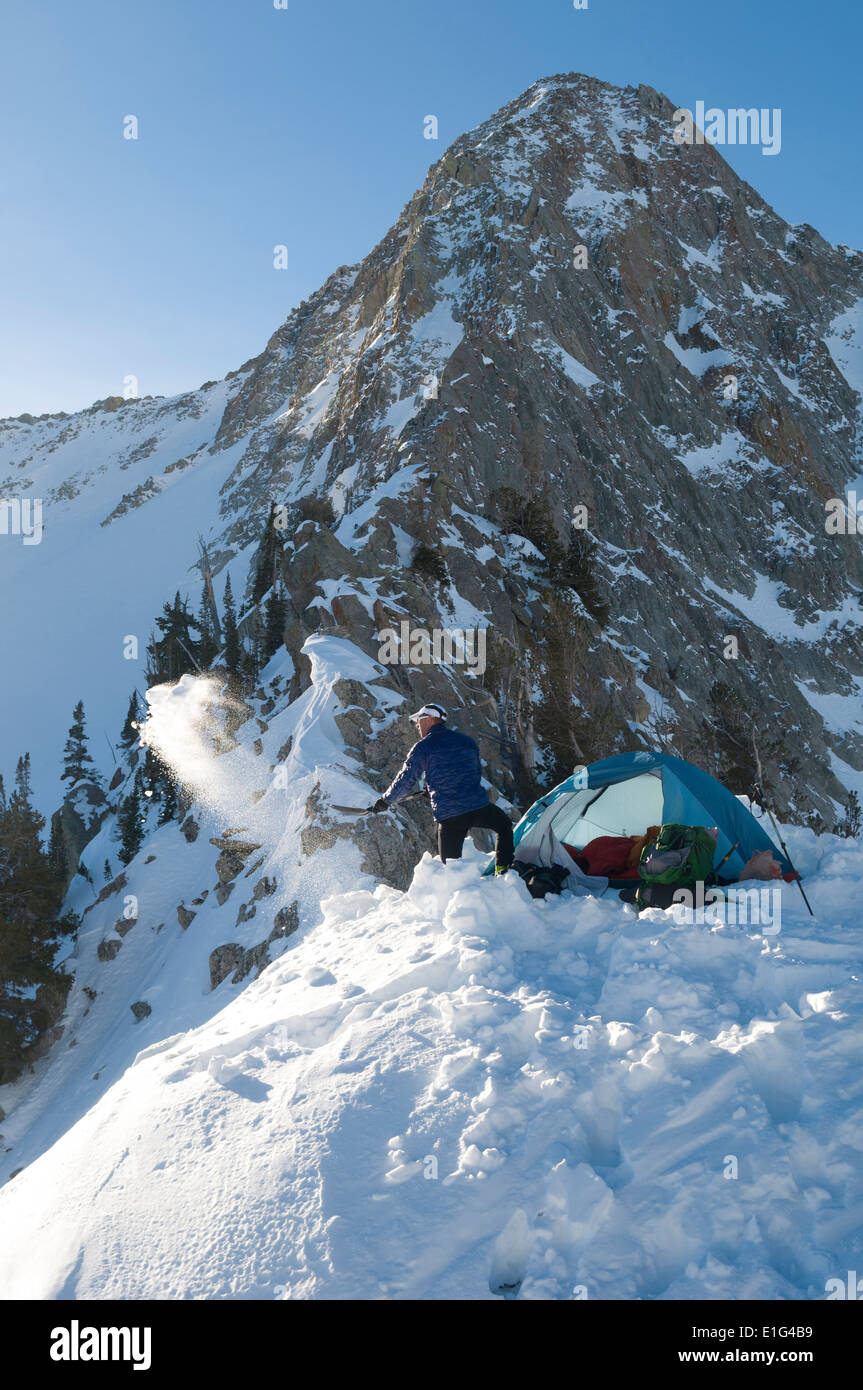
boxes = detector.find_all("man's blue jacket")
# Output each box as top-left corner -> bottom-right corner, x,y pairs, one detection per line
383,722 -> 488,822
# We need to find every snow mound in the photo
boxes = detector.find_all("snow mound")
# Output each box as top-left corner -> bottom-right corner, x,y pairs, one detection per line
1,826 -> 862,1301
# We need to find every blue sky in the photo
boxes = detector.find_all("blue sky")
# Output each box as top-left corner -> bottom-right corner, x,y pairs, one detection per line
2,0 -> 860,418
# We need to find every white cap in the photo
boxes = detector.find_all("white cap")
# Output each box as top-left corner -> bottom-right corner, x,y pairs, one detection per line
409,703 -> 447,721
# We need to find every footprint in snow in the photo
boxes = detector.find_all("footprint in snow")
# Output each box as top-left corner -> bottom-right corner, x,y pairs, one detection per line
489,1209 -> 532,1299
207,1054 -> 271,1102
304,966 -> 337,987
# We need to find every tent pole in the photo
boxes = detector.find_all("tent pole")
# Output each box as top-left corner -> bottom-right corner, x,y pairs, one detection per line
713,841 -> 739,877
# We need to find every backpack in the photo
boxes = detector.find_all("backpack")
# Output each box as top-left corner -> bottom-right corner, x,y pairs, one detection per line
511,861 -> 570,900
635,824 -> 717,910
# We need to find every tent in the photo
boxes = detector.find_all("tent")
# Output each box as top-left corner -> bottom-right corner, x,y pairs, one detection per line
503,750 -> 792,892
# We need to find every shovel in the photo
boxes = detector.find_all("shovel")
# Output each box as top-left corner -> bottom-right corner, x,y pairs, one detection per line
329,791 -> 425,815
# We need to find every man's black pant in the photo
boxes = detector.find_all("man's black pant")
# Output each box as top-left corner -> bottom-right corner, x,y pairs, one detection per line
437,802 -> 514,869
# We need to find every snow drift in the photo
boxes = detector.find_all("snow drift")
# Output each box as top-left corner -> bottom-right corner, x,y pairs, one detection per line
1,810 -> 861,1299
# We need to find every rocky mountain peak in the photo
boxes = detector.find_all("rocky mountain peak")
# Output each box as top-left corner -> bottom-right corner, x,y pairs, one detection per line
1,73 -> 862,830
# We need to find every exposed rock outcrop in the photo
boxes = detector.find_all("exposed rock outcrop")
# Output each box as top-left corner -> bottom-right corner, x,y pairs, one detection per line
209,899 -> 300,990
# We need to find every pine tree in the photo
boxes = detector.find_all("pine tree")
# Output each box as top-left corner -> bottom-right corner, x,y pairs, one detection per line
140,746 -> 177,824
196,592 -> 219,669
119,692 -> 141,752
47,815 -> 68,886
61,701 -> 97,785
251,502 -> 283,604
263,583 -> 288,659
835,790 -> 862,839
197,537 -> 222,646
147,592 -> 202,683
157,773 -> 178,826
103,858 -> 113,882
16,753 -> 32,799
0,755 -> 69,1082
222,574 -> 242,675
117,782 -> 144,865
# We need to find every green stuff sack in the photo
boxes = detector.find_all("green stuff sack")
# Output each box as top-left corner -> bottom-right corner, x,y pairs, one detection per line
635,823 -> 717,910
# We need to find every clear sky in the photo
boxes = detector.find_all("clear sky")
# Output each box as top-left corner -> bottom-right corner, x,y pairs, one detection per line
1,0 -> 860,418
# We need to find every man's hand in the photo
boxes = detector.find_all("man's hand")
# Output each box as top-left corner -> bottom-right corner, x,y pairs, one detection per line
371,798 -> 389,813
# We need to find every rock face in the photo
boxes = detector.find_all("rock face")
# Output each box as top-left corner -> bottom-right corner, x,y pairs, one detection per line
208,900 -> 300,990
211,838 -> 262,884
208,944 -> 245,990
198,72 -> 863,823
180,816 -> 199,843
6,72 -> 863,832
49,778 -> 108,893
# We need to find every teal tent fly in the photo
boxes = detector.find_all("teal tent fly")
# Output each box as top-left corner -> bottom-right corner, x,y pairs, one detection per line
502,751 -> 792,885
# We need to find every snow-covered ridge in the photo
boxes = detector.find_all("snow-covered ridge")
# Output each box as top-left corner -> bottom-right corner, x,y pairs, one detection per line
0,637 -> 409,1183
1,803 -> 861,1299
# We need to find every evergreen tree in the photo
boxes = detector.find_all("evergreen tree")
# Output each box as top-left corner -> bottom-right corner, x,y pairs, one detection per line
47,815 -> 68,886
140,746 -> 177,824
118,691 -> 141,752
251,502 -> 284,604
197,537 -> 222,646
263,583 -> 288,659
0,755 -> 69,1082
147,592 -> 201,683
16,753 -> 32,799
61,701 -> 97,785
55,909 -> 81,940
157,774 -> 178,826
117,782 -> 144,866
490,489 -> 608,624
222,574 -> 242,675
835,790 -> 862,839
103,858 -> 113,882
196,592 -> 219,669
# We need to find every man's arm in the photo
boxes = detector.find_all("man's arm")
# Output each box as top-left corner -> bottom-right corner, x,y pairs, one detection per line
382,743 -> 426,805
470,736 -> 482,779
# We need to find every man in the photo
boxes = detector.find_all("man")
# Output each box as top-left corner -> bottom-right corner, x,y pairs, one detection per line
373,702 -> 514,873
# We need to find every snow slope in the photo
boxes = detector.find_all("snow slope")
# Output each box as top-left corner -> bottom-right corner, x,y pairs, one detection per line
0,383 -> 254,812
1,797 -> 861,1299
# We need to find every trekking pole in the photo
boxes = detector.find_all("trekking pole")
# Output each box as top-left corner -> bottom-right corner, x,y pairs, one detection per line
752,782 -> 814,917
